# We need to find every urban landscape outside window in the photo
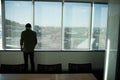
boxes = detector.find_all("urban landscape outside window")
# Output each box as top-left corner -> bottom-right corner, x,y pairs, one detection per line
0,0 -> 108,51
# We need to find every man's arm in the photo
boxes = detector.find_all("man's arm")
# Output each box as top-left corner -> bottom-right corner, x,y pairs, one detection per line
33,32 -> 37,50
35,32 -> 37,46
20,32 -> 23,51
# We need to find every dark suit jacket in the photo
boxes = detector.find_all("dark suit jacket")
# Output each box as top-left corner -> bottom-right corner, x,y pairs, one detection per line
20,29 -> 37,52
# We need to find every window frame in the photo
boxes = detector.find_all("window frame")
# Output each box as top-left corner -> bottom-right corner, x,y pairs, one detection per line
0,0 -> 108,51
63,2 -> 92,50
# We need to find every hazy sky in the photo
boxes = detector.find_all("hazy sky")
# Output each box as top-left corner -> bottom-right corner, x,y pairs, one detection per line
0,1 -> 1,16
5,1 -> 108,27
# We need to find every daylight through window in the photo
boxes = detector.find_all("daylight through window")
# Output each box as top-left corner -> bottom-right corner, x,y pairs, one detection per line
0,0 -> 108,51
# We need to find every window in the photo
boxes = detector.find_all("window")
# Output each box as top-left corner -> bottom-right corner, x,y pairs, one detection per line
1,0 -> 108,51
35,1 -> 62,50
92,3 -> 108,50
4,0 -> 32,49
64,2 -> 91,50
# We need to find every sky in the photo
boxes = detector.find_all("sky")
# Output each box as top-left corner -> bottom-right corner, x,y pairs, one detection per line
5,1 -> 108,27
94,4 -> 108,27
5,1 -> 33,25
0,1 -> 1,28
0,1 -> 1,16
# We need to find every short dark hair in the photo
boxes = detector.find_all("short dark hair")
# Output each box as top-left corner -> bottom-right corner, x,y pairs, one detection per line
25,23 -> 31,28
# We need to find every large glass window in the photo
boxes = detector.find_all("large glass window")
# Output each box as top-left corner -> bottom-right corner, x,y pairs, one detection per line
35,2 -> 62,50
2,0 -> 108,51
92,4 -> 108,50
64,2 -> 91,50
5,0 -> 32,49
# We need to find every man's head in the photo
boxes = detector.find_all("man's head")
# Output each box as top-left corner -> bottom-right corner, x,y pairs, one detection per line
25,23 -> 31,30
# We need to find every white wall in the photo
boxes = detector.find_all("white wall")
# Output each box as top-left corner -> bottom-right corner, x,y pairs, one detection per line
0,51 -> 105,71
104,0 -> 120,80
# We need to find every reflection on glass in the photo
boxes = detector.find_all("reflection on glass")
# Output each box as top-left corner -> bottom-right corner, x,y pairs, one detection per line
64,3 -> 91,50
92,4 -> 108,50
35,2 -> 62,50
5,1 -> 32,49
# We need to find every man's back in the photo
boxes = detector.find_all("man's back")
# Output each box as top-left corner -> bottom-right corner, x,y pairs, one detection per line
20,29 -> 37,52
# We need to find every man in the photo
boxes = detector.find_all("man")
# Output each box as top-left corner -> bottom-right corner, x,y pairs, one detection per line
20,23 -> 37,72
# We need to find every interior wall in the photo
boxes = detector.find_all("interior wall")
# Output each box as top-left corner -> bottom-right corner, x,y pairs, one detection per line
104,0 -> 120,80
0,0 -> 107,72
0,51 -> 105,71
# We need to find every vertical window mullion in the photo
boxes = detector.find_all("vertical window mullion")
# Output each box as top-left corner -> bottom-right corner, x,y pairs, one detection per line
89,2 -> 94,50
2,0 -> 6,50
32,0 -> 34,30
61,0 -> 64,50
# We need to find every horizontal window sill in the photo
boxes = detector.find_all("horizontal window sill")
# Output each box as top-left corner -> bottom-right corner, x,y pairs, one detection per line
0,49 -> 105,52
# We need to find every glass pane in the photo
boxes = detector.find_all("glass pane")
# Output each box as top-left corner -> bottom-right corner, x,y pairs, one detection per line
92,4 -> 108,50
0,0 -> 2,49
5,1 -> 32,49
35,2 -> 62,50
64,2 -> 91,50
